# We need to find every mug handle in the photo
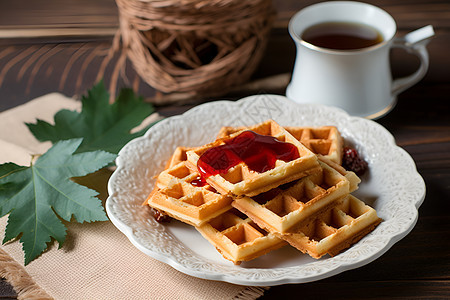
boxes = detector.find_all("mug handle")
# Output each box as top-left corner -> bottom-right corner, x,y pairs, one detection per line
391,25 -> 435,96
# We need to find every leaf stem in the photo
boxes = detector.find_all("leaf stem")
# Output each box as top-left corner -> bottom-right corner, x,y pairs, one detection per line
31,154 -> 41,166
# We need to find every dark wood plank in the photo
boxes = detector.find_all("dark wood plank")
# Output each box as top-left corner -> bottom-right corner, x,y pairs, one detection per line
0,0 -> 118,31
263,280 -> 450,299
3,0 -> 447,32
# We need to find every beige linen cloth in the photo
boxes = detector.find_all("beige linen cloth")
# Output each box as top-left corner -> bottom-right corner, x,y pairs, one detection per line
0,93 -> 266,299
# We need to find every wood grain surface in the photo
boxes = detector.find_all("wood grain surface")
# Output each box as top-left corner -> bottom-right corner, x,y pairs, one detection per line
0,0 -> 449,299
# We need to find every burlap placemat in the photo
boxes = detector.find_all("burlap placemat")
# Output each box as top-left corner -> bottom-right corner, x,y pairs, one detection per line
0,94 -> 266,299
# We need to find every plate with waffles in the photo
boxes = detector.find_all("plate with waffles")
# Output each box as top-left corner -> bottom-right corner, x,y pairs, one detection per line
106,94 -> 425,286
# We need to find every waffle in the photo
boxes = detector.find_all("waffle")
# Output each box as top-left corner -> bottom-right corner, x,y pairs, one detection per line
231,160 -> 353,233
285,126 -> 344,165
196,208 -> 286,264
143,145 -> 192,221
186,120 -> 322,197
217,124 -> 344,165
317,155 -> 360,193
275,195 -> 382,258
155,149 -> 197,189
164,146 -> 193,170
143,147 -> 192,205
146,161 -> 233,226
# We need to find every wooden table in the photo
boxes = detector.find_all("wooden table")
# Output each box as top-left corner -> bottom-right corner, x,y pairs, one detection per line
0,0 -> 449,298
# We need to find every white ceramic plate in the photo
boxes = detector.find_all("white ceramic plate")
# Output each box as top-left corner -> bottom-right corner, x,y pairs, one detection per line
106,94 -> 425,286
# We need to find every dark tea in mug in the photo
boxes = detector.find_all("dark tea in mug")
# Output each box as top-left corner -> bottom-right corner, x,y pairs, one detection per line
301,21 -> 384,50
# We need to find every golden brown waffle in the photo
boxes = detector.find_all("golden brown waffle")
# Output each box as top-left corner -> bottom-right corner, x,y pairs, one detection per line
196,208 -> 287,265
317,155 -> 360,193
275,195 -> 382,259
285,126 -> 344,165
164,146 -> 193,169
146,161 -> 233,226
186,120 -> 321,197
143,146 -> 193,206
217,124 -> 344,165
155,155 -> 198,189
232,160 -> 352,233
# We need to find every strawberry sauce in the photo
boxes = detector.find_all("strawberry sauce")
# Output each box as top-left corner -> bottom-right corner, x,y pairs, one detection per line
197,131 -> 299,181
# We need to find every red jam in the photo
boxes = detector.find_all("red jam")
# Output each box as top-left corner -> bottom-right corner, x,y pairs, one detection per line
190,175 -> 206,187
197,130 -> 300,180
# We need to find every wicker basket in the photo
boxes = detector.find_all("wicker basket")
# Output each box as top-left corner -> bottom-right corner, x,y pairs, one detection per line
115,0 -> 275,98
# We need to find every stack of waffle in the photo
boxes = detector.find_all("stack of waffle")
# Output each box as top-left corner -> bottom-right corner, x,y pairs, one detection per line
145,120 -> 381,264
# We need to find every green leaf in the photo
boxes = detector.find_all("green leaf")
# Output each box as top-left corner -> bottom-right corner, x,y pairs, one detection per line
0,139 -> 116,265
26,81 -> 156,154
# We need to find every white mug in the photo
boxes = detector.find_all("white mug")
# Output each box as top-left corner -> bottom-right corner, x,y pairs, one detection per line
286,1 -> 434,119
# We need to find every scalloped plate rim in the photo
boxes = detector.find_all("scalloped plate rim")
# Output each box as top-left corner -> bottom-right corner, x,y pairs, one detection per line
106,94 -> 426,286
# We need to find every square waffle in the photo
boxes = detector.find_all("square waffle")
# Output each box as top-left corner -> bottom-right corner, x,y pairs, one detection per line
285,126 -> 344,165
276,195 -> 382,258
143,146 -> 193,205
164,146 -> 193,170
146,161 -> 233,226
196,208 -> 287,264
232,160 -> 352,233
186,120 -> 321,197
217,124 -> 344,165
317,155 -> 360,193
